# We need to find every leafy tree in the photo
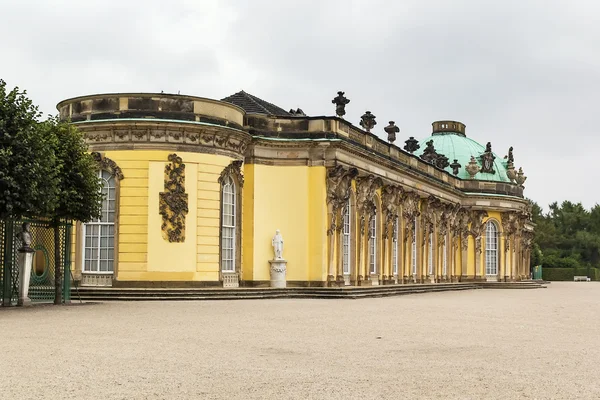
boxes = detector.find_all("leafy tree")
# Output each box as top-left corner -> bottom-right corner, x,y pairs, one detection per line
0,80 -> 58,219
42,117 -> 102,304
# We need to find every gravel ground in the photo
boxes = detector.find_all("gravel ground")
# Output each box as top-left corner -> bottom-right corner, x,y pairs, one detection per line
1,282 -> 599,400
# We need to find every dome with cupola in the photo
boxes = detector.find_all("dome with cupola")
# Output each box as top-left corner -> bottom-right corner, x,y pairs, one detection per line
416,120 -> 517,183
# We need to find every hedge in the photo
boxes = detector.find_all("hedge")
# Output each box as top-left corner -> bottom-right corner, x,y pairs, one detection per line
542,267 -> 600,281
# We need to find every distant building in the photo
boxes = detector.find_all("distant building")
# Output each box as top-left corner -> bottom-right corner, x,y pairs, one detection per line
56,91 -> 534,287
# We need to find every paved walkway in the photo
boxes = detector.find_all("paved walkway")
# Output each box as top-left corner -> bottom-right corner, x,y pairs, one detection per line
1,282 -> 599,399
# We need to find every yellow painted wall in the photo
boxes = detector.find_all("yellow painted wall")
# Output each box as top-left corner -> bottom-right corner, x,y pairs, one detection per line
242,164 -> 255,281
73,150 -> 233,282
245,164 -> 327,282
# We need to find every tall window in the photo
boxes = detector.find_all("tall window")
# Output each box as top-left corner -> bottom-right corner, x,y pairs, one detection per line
428,233 -> 433,275
342,200 -> 351,275
83,170 -> 115,273
485,221 -> 499,276
411,217 -> 417,275
392,217 -> 399,276
443,235 -> 448,276
369,213 -> 377,274
221,177 -> 236,272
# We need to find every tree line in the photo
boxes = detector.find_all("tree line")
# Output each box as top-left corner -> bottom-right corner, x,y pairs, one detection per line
530,200 -> 600,270
1,79 -> 102,304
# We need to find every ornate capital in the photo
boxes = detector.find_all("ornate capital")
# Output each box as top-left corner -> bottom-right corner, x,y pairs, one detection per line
91,152 -> 124,180
218,159 -> 244,188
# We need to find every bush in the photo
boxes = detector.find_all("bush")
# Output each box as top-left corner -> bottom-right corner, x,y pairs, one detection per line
542,255 -> 581,269
542,268 -> 574,281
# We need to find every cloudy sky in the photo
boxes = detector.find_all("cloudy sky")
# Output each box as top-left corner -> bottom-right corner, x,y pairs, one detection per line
2,0 -> 598,210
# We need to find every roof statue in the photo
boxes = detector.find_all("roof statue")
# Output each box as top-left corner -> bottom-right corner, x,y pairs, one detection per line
359,111 -> 377,132
384,121 -> 400,143
332,91 -> 350,118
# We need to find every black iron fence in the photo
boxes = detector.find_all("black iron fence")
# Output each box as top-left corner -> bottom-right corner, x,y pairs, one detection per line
1,219 -> 72,306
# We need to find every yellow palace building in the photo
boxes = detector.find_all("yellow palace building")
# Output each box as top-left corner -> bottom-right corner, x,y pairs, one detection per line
57,91 -> 534,288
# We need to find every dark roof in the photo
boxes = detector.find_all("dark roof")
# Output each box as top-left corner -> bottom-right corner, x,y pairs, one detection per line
221,90 -> 291,116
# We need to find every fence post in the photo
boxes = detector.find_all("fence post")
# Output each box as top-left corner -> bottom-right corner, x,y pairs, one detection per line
63,222 -> 72,303
2,220 -> 14,306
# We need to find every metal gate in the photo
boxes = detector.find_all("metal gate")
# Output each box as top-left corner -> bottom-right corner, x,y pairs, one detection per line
1,219 -> 72,306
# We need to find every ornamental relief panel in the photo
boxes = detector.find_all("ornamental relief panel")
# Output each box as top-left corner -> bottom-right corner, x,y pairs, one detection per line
159,153 -> 188,243
401,191 -> 421,242
81,124 -> 250,157
381,185 -> 403,239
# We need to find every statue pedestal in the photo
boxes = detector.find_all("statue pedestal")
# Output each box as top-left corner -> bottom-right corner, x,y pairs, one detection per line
269,259 -> 287,288
17,248 -> 34,306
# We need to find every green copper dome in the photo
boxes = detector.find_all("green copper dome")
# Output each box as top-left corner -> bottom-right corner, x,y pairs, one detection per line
416,121 -> 510,183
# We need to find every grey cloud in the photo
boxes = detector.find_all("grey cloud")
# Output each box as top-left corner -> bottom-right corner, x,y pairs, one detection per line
1,0 -> 598,209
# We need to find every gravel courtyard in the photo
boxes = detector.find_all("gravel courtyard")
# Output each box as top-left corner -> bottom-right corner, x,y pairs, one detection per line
1,282 -> 599,399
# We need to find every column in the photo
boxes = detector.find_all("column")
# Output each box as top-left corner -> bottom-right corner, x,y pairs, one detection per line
461,234 -> 468,280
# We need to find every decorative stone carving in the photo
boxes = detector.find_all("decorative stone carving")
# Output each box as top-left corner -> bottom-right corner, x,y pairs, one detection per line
91,152 -> 124,180
219,159 -> 244,188
356,174 -> 383,234
359,111 -> 377,133
501,212 -> 518,251
17,222 -> 34,306
450,159 -> 461,176
326,166 -> 359,235
403,137 -> 420,154
159,154 -> 188,243
469,210 -> 489,254
505,146 -> 514,164
332,91 -> 350,118
515,167 -> 527,187
384,121 -> 400,143
479,142 -> 496,174
420,140 -> 450,169
506,161 -> 516,182
401,191 -> 421,242
465,156 -> 480,178
522,230 -> 534,251
381,185 -> 403,238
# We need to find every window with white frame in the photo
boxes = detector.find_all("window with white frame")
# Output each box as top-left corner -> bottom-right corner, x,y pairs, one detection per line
392,217 -> 399,275
485,221 -> 499,276
443,235 -> 448,276
369,213 -> 377,274
428,233 -> 433,275
221,176 -> 236,272
342,200 -> 351,275
411,217 -> 417,275
83,170 -> 115,273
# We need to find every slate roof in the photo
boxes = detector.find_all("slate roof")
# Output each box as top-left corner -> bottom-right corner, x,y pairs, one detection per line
221,90 -> 291,116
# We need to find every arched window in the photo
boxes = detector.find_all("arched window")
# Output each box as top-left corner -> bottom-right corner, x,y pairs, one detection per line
485,221 -> 499,276
342,199 -> 351,276
369,212 -> 377,274
428,233 -> 433,275
411,217 -> 417,276
83,170 -> 115,274
392,217 -> 399,276
221,176 -> 236,272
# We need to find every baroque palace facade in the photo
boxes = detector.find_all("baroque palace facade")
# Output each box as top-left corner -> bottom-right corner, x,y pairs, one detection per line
57,91 -> 534,288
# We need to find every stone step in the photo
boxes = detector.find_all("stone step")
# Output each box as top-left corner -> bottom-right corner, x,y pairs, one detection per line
70,284 -> 483,301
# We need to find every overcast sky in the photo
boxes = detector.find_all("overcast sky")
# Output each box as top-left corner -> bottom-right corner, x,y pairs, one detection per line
2,0 -> 599,211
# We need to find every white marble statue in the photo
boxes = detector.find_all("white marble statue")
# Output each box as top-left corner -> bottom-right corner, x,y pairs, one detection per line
272,229 -> 284,259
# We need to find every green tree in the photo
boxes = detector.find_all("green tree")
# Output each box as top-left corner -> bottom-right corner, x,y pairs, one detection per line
43,117 -> 102,304
0,80 -> 58,219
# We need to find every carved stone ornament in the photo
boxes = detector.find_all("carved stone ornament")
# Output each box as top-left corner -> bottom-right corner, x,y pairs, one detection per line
479,142 -> 496,174
91,152 -> 124,180
219,160 -> 244,188
465,156 -> 480,178
505,146 -> 514,164
501,212 -> 518,251
401,191 -> 421,242
506,161 -> 516,182
326,166 -> 359,235
381,185 -> 403,238
332,91 -> 350,118
356,174 -> 383,235
515,167 -> 527,187
403,137 -> 420,154
159,153 -> 188,243
359,111 -> 377,133
420,140 -> 450,169
384,121 -> 400,143
450,159 -> 462,176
